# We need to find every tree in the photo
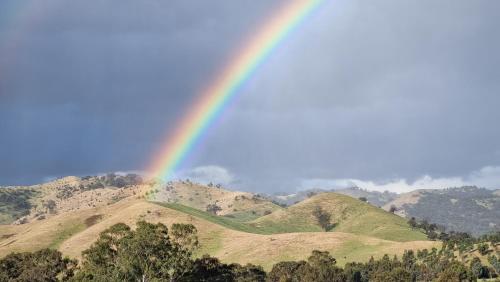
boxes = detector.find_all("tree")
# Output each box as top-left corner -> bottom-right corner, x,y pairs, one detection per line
470,257 -> 490,279
477,243 -> 489,255
408,217 -> 418,228
0,248 -> 76,281
231,263 -> 266,282
488,255 -> 500,276
344,262 -> 367,282
44,199 -> 57,214
427,230 -> 438,241
179,256 -> 267,282
171,223 -> 199,252
267,261 -> 307,282
206,204 -> 222,215
178,255 -> 234,281
388,267 -> 412,282
302,250 -> 345,282
389,205 -> 397,213
268,251 -> 345,282
312,206 -> 332,231
73,221 -> 193,281
358,197 -> 368,202
401,250 -> 416,271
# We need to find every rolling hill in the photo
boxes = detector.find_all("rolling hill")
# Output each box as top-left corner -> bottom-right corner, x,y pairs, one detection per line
251,193 -> 427,242
0,175 -> 439,270
0,198 -> 437,270
271,187 -> 397,207
152,180 -> 282,222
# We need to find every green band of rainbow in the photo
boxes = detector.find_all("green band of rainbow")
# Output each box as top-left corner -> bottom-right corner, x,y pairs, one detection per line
149,0 -> 324,181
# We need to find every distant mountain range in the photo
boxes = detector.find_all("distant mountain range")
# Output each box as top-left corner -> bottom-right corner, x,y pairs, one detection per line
383,186 -> 500,236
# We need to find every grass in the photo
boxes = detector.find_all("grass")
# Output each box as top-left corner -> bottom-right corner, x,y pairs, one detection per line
223,211 -> 265,223
250,193 -> 428,242
193,229 -> 224,257
1,199 -> 440,272
153,202 -> 270,234
48,222 -> 86,249
152,195 -> 428,242
154,202 -> 320,235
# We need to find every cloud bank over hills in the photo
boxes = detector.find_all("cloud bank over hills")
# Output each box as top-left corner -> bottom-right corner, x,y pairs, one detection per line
301,166 -> 500,193
161,165 -> 500,194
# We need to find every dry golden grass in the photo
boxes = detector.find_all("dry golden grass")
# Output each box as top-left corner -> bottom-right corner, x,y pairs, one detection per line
1,176 -> 154,225
152,182 -> 281,219
382,190 -> 424,212
0,181 -> 441,271
0,198 -> 439,271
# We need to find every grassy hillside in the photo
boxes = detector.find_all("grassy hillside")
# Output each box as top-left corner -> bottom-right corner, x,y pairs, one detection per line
154,202 -> 268,234
0,198 -> 438,270
271,187 -> 397,207
152,181 -> 282,221
251,193 -> 427,242
0,178 -> 440,270
0,174 -> 151,225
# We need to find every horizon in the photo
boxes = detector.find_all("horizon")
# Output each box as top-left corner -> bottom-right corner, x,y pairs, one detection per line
5,171 -> 499,195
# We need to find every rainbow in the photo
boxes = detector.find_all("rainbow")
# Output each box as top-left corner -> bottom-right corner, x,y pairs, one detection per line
149,0 -> 324,181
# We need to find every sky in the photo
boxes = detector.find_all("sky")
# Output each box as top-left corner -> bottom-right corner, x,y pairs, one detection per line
1,0 -> 500,193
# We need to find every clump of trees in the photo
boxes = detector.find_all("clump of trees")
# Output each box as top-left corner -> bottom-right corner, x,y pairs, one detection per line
268,250 -> 344,281
0,248 -> 76,281
312,206 -> 333,231
408,217 -> 441,240
73,221 -> 195,281
79,173 -> 143,191
0,189 -> 38,224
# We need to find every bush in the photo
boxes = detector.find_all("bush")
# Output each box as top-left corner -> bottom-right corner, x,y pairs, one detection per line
206,204 -> 222,215
312,206 -> 332,231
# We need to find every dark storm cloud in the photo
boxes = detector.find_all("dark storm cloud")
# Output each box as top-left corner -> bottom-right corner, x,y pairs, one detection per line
1,0 -> 499,192
0,0 -> 285,184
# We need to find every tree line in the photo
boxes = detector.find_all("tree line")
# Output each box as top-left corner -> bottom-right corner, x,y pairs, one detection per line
1,220 -> 499,281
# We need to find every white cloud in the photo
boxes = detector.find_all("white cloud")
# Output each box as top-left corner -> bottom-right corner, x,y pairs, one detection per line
112,170 -> 146,176
300,166 -> 500,193
176,165 -> 235,186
